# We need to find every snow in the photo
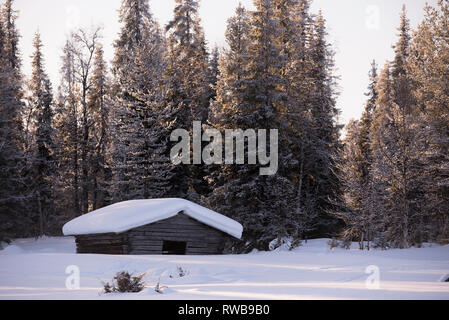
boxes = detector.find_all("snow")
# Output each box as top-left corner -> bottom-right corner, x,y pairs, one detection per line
0,237 -> 448,300
62,198 -> 243,239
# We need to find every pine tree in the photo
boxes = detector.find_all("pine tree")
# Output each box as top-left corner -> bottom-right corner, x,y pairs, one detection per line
334,120 -> 365,243
88,45 -> 110,210
165,0 -> 211,200
208,0 -> 297,251
273,0 -> 323,243
26,31 -> 55,236
370,7 -> 424,247
0,0 -> 27,242
111,0 -> 155,202
111,0 -> 174,201
356,61 -> 378,248
304,10 -> 342,237
206,45 -> 220,102
209,3 -> 250,129
407,0 -> 449,243
333,62 -> 379,250
206,4 -> 252,236
166,0 -> 210,123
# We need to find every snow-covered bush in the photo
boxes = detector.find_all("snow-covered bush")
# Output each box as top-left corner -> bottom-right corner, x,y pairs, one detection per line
340,238 -> 352,250
169,266 -> 189,278
373,234 -> 389,250
176,266 -> 188,277
269,237 -> 302,251
102,271 -> 146,294
327,238 -> 340,250
154,277 -> 168,294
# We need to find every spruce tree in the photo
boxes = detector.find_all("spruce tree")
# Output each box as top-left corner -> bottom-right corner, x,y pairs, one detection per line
209,3 -> 250,129
0,0 -> 27,242
408,0 -> 449,243
111,0 -> 174,201
27,31 -> 55,236
165,0 -> 210,200
370,7 -> 424,247
333,62 -> 379,250
111,0 -> 156,202
208,0 -> 296,251
88,45 -> 110,210
206,46 -> 220,102
304,11 -> 342,237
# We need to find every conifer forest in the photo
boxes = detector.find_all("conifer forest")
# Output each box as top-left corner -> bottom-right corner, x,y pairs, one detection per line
0,0 -> 448,252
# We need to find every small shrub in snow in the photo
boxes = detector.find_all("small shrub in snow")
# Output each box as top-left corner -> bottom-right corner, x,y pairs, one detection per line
290,238 -> 303,250
169,266 -> 189,278
154,277 -> 168,294
269,237 -> 301,251
102,271 -> 146,294
177,266 -> 188,277
373,234 -> 389,250
328,238 -> 340,250
340,238 -> 352,250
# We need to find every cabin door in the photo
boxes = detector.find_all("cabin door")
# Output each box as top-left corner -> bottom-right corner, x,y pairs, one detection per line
162,240 -> 187,255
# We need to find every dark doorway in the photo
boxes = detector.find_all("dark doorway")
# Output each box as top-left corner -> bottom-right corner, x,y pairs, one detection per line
162,240 -> 187,255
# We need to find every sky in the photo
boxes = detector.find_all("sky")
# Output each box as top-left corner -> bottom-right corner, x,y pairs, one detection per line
11,0 -> 439,127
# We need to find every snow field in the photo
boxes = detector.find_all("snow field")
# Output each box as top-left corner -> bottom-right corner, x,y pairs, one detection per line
0,237 -> 448,300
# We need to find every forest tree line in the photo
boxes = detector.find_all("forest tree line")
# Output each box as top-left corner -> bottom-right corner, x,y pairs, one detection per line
0,0 -> 447,251
336,2 -> 449,249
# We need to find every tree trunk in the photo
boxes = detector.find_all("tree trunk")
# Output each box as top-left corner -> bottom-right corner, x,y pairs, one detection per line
37,192 -> 44,237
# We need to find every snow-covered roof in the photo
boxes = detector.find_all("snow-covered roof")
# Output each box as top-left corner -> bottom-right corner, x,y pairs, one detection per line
62,199 -> 243,239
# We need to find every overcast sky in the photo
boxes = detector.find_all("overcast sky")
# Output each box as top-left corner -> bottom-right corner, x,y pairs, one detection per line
12,0 -> 438,126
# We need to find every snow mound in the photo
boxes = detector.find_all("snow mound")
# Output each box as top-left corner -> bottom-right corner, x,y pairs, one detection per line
1,245 -> 25,254
269,237 -> 295,251
62,199 -> 243,239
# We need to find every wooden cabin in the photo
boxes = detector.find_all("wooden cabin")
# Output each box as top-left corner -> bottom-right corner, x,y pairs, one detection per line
62,199 -> 243,255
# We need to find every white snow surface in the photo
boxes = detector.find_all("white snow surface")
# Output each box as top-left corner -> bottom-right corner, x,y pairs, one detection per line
0,237 -> 448,300
62,198 -> 243,239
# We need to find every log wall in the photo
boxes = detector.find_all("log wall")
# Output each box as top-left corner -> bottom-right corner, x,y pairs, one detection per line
127,213 -> 227,255
75,233 -> 128,254
75,212 -> 229,255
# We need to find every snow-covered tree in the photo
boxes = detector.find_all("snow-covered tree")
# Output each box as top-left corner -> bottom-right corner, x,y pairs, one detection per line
297,10 -> 341,238
209,3 -> 250,129
164,0 -> 211,200
54,40 -> 81,218
369,8 -> 425,248
54,28 -> 103,219
165,0 -> 210,124
208,0 -> 296,251
111,0 -> 178,201
333,63 -> 380,250
0,0 -> 27,242
26,31 -> 55,236
206,45 -> 220,102
408,0 -> 449,243
87,45 -> 111,210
